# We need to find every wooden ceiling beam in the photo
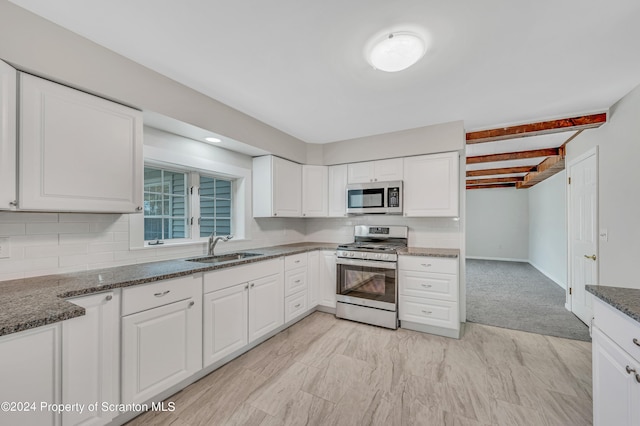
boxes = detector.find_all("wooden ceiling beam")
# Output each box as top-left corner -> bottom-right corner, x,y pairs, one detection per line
466,183 -> 516,190
466,112 -> 606,144
466,166 -> 535,177
466,176 -> 524,185
516,156 -> 565,189
466,148 -> 560,164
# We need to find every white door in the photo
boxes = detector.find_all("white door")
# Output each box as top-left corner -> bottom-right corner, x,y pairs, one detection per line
302,165 -> 328,217
122,298 -> 201,404
272,156 -> 302,217
0,60 -> 17,210
403,152 -> 459,217
328,164 -> 348,217
347,161 -> 374,183
248,273 -> 284,342
568,148 -> 598,324
62,292 -> 119,426
203,284 -> 248,367
373,158 -> 404,181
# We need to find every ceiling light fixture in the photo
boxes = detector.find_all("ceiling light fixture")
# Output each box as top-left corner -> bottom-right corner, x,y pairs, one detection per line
368,32 -> 426,72
204,137 -> 221,143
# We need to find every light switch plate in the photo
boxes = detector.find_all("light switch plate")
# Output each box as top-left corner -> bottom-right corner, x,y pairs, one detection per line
599,229 -> 608,242
0,237 -> 10,259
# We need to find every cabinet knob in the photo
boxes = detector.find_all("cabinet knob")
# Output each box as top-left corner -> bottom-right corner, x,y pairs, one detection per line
250,283 -> 255,288
626,365 -> 636,374
420,263 -> 432,268
294,303 -> 301,308
303,213 -> 306,216
244,285 -> 249,290
136,206 -> 143,211
633,338 -> 640,347
188,301 -> 195,308
421,310 -> 433,315
421,284 -> 432,288
295,280 -> 301,284
105,295 -> 113,301
274,213 -> 278,216
9,200 -> 18,207
636,374 -> 640,384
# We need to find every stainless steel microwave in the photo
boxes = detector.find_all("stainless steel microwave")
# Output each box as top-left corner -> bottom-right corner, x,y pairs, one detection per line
346,181 -> 403,214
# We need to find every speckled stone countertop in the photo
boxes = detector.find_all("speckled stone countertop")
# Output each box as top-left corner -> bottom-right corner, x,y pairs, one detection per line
397,247 -> 460,258
0,242 -> 337,337
587,285 -> 640,323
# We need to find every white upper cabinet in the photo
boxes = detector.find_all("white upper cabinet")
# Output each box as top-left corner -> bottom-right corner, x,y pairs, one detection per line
0,60 -> 16,210
347,158 -> 403,183
403,152 -> 459,217
328,164 -> 348,217
302,165 -> 328,217
253,155 -> 302,217
19,73 -> 143,212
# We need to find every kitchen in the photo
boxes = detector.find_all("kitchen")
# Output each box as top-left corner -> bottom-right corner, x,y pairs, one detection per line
1,1 -> 639,425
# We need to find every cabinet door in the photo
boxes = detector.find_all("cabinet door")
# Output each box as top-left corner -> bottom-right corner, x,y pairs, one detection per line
62,291 -> 119,426
347,161 -> 375,183
302,165 -> 328,217
592,327 -> 640,426
319,251 -> 337,308
249,273 -> 284,342
19,73 -> 143,212
0,325 -> 60,426
328,164 -> 348,217
0,60 -> 16,210
203,284 -> 249,367
122,298 -> 202,404
373,158 -> 403,182
307,251 -> 320,307
403,152 -> 459,217
272,156 -> 302,217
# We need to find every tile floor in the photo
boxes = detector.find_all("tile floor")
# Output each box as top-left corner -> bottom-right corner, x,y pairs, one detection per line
126,312 -> 592,426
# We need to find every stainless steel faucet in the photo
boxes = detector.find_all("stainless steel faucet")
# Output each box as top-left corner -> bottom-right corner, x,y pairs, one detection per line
208,234 -> 233,256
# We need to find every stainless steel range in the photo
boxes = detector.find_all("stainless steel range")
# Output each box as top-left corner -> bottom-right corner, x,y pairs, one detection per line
335,225 -> 408,329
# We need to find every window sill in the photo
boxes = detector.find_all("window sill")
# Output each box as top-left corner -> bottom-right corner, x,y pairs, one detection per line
132,238 -> 249,251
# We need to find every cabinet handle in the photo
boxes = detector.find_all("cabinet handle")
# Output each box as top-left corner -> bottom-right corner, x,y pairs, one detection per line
420,263 -> 432,268
294,303 -> 301,308
633,338 -> 640,347
422,310 -> 432,315
421,284 -> 432,288
295,260 -> 300,263
626,365 -> 636,374
188,301 -> 195,308
154,290 -> 170,297
105,295 -> 113,301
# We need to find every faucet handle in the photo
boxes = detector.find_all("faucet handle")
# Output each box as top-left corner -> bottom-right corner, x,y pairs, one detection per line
226,235 -> 234,241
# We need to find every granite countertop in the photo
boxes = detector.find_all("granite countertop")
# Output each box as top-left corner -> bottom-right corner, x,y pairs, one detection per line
397,247 -> 460,258
587,285 -> 640,323
0,242 -> 337,337
0,242 -> 459,337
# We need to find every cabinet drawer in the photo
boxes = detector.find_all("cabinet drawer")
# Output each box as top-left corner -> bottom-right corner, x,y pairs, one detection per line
285,253 -> 307,271
285,268 -> 307,297
204,258 -> 282,293
122,274 -> 201,316
399,256 -> 458,274
594,297 -> 640,363
285,291 -> 308,323
399,270 -> 457,301
399,296 -> 458,329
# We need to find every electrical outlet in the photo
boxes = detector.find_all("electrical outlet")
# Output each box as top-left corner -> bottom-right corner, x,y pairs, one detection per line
0,237 -> 10,259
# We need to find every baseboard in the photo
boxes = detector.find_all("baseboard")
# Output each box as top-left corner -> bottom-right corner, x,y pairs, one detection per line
466,256 -> 529,263
528,261 -> 566,290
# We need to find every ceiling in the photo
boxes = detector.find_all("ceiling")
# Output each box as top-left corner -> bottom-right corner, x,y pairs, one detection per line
8,0 -> 640,145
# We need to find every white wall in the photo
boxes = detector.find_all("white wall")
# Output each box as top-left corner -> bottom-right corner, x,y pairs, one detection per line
566,84 -> 640,289
466,187 -> 529,261
528,170 -> 567,288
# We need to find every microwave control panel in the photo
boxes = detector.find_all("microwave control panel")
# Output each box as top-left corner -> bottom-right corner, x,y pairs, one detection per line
387,187 -> 400,207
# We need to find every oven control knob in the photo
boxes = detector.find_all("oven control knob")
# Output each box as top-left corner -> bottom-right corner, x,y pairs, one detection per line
375,254 -> 381,259
349,252 -> 354,257
383,254 -> 389,260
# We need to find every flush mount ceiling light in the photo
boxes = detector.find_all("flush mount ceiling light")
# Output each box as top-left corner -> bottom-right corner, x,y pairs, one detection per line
367,32 -> 426,72
204,136 -> 221,143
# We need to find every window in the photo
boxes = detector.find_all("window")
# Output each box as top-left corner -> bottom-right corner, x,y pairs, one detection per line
143,166 -> 234,244
199,176 -> 232,237
144,167 -> 189,241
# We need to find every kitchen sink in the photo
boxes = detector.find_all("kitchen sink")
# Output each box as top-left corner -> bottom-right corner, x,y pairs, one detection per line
185,252 -> 263,264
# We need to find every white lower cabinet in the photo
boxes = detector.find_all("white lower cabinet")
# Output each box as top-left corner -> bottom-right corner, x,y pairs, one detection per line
0,324 -> 61,426
62,291 -> 120,426
203,259 -> 284,368
284,253 -> 308,323
592,297 -> 640,426
319,250 -> 337,309
121,275 -> 202,405
398,255 -> 460,338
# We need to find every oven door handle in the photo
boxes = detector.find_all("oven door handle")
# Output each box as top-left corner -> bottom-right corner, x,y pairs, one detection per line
336,258 -> 397,270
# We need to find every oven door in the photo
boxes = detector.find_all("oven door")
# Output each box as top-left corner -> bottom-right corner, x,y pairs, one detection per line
336,258 -> 397,311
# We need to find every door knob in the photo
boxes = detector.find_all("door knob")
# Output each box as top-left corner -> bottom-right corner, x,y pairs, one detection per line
584,254 -> 597,261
